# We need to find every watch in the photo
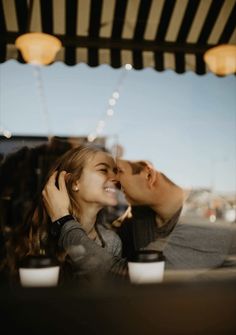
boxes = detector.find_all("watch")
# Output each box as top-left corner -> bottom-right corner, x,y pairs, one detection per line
50,214 -> 74,237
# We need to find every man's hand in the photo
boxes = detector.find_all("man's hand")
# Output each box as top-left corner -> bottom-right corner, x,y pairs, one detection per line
42,171 -> 70,222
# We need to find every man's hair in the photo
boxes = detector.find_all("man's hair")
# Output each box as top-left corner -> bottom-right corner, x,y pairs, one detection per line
128,161 -> 148,175
128,160 -> 177,187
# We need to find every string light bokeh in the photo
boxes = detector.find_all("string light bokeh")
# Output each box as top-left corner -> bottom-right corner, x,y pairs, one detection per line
87,64 -> 133,145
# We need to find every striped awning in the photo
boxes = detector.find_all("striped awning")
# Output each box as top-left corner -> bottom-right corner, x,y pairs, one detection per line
0,0 -> 236,74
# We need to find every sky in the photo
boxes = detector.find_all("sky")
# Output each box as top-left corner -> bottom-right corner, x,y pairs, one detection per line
0,60 -> 236,194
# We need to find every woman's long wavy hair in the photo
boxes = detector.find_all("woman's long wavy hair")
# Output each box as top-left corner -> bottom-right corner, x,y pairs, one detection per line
5,144 -> 108,279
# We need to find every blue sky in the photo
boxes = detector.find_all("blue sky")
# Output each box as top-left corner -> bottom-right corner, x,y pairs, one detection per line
0,60 -> 235,194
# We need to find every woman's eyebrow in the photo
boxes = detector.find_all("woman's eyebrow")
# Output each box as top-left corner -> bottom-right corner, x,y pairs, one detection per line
95,162 -> 117,173
95,162 -> 110,168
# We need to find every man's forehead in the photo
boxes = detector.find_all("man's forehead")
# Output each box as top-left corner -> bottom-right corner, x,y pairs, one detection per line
116,159 -> 146,175
117,159 -> 147,166
116,159 -> 130,167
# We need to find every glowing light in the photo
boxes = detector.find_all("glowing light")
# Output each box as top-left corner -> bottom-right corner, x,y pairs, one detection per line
88,134 -> 96,142
204,44 -> 236,76
96,121 -> 105,134
209,214 -> 216,223
125,64 -> 133,70
88,66 -> 129,141
107,109 -> 114,116
112,91 -> 120,99
109,98 -> 116,106
15,32 -> 61,66
3,129 -> 12,138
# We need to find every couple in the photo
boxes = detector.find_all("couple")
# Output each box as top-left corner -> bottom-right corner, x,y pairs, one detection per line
40,143 -> 236,282
7,143 -> 236,283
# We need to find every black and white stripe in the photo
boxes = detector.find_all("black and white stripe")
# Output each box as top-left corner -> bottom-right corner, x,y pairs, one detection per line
0,0 -> 235,74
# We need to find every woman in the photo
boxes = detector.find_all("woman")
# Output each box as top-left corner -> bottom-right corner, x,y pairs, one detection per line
5,144 -> 122,283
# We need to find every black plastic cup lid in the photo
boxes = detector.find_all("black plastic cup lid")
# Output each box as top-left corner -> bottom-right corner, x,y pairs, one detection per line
129,250 -> 165,263
19,255 -> 59,268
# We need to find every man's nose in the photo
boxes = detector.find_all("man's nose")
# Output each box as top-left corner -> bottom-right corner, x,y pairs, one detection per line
109,172 -> 121,189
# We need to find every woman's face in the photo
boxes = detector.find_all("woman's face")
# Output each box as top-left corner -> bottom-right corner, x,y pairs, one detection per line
75,151 -> 118,207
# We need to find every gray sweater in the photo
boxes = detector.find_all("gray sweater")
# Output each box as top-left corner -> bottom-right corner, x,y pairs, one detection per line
59,217 -> 236,278
145,220 -> 236,270
59,221 -> 123,277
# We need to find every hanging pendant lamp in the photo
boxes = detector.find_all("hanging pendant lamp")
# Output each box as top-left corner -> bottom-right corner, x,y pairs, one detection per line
204,44 -> 236,76
15,32 -> 62,66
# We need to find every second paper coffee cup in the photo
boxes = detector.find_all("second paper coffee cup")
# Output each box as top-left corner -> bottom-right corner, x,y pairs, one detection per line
128,250 -> 165,284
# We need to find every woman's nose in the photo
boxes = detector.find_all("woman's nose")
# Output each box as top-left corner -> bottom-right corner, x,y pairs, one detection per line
109,172 -> 121,187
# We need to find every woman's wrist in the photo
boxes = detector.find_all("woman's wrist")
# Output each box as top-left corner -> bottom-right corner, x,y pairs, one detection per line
50,214 -> 74,237
50,212 -> 70,222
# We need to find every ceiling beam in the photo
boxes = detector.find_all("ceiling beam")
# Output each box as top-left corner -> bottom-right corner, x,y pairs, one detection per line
1,32 -> 217,54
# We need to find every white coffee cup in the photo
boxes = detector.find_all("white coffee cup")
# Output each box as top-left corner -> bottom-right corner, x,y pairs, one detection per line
128,250 -> 165,284
19,255 -> 60,287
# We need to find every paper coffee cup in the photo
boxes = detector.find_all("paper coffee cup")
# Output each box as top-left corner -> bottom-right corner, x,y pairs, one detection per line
128,250 -> 165,284
19,255 -> 60,287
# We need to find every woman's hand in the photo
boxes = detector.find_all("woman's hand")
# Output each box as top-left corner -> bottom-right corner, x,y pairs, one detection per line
42,171 -> 70,222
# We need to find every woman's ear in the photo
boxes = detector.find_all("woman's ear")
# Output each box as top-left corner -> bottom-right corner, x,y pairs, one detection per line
72,180 -> 80,192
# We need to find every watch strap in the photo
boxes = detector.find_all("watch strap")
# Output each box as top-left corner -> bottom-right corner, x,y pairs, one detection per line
51,214 -> 74,237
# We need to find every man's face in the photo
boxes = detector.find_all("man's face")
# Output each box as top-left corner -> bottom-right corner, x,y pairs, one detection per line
116,159 -> 147,205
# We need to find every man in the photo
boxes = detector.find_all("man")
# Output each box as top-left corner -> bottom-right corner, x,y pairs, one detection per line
112,159 -> 185,260
114,160 -> 236,271
43,159 -> 236,279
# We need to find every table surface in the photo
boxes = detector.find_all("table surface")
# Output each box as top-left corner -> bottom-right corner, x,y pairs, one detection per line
0,277 -> 236,335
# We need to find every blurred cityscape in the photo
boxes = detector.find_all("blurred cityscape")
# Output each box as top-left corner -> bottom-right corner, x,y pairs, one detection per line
182,188 -> 236,224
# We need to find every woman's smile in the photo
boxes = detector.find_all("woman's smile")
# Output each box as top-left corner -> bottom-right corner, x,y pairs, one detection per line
104,186 -> 117,194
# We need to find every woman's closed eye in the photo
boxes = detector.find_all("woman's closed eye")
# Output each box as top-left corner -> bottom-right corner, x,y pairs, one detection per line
99,168 -> 108,173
